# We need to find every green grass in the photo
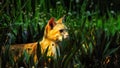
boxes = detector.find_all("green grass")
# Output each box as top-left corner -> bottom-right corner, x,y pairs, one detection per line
0,0 -> 120,68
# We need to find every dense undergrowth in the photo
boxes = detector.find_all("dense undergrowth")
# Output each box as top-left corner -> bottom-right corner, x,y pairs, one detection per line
0,0 -> 120,68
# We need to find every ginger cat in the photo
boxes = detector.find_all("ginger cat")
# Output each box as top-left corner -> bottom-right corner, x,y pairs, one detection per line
2,16 -> 69,63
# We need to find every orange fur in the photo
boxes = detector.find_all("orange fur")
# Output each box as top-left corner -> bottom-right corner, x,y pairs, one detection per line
2,16 -> 69,63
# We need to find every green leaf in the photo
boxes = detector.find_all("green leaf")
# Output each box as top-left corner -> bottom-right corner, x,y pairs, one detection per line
36,42 -> 41,60
23,50 -> 30,64
103,42 -> 110,56
62,45 -> 78,68
89,42 -> 93,56
43,46 -> 49,58
104,47 -> 119,58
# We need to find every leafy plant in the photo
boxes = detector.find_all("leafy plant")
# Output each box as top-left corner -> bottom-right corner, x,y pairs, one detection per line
1,0 -> 120,68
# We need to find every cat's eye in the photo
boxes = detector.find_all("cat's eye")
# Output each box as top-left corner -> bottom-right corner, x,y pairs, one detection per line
59,29 -> 64,33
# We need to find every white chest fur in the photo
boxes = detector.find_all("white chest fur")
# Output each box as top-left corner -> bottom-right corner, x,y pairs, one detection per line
52,44 -> 60,59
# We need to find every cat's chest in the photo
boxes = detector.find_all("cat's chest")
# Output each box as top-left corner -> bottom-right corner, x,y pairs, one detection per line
51,43 -> 60,59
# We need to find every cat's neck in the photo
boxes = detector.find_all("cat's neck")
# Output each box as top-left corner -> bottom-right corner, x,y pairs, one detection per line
40,37 -> 58,47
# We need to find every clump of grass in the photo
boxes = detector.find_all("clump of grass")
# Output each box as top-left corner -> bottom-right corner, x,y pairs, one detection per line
1,0 -> 120,68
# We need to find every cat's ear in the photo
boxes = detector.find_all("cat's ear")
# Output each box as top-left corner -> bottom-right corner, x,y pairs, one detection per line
56,15 -> 66,24
45,17 -> 56,35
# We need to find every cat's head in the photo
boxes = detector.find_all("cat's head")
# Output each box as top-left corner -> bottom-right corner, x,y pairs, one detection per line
44,16 -> 69,42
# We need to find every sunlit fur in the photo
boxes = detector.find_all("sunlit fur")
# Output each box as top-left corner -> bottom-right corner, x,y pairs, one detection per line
2,16 -> 69,63
40,16 -> 69,60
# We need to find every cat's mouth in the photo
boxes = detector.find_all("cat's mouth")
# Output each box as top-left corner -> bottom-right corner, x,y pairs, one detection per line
64,34 -> 69,39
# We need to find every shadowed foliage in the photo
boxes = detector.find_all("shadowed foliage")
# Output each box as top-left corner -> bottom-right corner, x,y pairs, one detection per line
0,0 -> 120,68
